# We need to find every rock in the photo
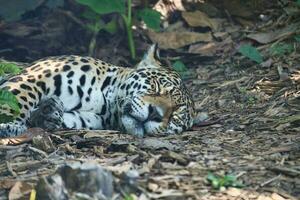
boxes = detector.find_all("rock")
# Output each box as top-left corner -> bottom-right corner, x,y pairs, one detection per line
36,162 -> 114,200
193,112 -> 209,124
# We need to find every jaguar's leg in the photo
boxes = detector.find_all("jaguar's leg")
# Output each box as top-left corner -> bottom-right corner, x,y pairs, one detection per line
28,96 -> 64,131
29,97 -> 107,131
62,111 -> 105,130
0,122 -> 27,138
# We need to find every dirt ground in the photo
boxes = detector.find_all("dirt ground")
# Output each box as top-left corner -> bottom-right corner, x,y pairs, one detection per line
0,0 -> 299,200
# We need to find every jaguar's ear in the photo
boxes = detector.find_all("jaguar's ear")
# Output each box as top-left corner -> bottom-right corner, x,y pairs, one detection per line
136,44 -> 162,69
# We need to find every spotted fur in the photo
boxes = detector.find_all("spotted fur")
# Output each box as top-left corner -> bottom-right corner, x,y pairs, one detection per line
0,45 -> 195,137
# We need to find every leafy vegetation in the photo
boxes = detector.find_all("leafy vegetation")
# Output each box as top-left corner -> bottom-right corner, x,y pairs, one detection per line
137,8 -> 161,31
270,42 -> 294,56
238,44 -> 263,63
207,172 -> 244,189
295,35 -> 300,42
0,89 -> 20,123
75,0 -> 161,59
123,194 -> 134,200
0,62 -> 21,123
0,62 -> 21,76
172,60 -> 192,79
76,0 -> 125,14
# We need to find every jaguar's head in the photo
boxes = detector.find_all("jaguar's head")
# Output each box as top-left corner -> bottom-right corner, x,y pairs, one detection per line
117,45 -> 195,137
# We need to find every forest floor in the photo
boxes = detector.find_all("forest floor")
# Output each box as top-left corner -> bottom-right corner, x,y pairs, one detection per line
0,0 -> 299,200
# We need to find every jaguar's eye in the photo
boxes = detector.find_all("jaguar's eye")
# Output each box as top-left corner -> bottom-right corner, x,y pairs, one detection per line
148,105 -> 163,122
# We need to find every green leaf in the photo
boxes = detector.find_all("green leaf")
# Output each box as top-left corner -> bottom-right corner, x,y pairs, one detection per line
223,174 -> 237,183
238,44 -> 263,63
0,89 -> 20,123
172,60 -> 192,79
172,60 -> 188,72
0,90 -> 20,113
75,0 -> 125,15
270,43 -> 293,56
295,35 -> 300,42
104,19 -> 118,34
124,194 -> 134,200
81,8 -> 101,20
86,21 -> 104,33
137,8 -> 161,31
207,173 -> 244,190
0,62 -> 21,76
207,172 -> 217,181
297,0 -> 300,6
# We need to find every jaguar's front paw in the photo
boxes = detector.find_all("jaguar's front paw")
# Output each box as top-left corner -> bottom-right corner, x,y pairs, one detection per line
29,96 -> 64,131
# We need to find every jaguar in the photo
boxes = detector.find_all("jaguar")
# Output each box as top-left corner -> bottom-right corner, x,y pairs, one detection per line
0,45 -> 195,137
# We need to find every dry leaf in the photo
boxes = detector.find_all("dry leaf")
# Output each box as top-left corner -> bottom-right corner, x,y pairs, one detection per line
226,188 -> 242,197
271,193 -> 286,200
188,42 -> 218,56
257,195 -> 273,200
235,17 -> 254,27
0,179 -> 17,189
140,138 -> 178,151
84,130 -> 119,138
148,30 -> 212,49
182,11 -> 219,31
32,134 -> 55,153
247,23 -> 300,44
9,182 -> 33,200
222,0 -> 254,18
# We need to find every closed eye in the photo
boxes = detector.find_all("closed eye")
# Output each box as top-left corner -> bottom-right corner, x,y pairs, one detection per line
148,105 -> 163,122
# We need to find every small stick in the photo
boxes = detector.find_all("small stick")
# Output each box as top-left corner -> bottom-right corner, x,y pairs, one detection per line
28,146 -> 48,158
6,161 -> 17,177
260,174 -> 281,187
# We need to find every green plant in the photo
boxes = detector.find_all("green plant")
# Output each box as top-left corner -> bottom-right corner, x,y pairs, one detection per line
75,0 -> 161,59
172,60 -> 192,79
124,194 -> 134,200
207,172 -> 244,190
0,62 -> 21,76
0,62 -> 21,123
137,8 -> 161,31
269,42 -> 294,56
81,8 -> 118,55
238,44 -> 263,64
0,90 -> 20,123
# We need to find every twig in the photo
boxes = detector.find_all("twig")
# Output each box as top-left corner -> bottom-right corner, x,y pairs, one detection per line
28,146 -> 48,158
260,174 -> 281,187
269,166 -> 300,177
6,161 -> 17,177
224,9 -> 234,25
